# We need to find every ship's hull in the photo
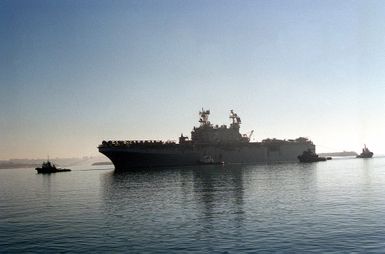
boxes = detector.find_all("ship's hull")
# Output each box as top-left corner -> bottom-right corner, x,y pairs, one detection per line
35,168 -> 71,174
99,142 -> 314,170
99,148 -> 200,169
356,153 -> 373,158
297,155 -> 327,163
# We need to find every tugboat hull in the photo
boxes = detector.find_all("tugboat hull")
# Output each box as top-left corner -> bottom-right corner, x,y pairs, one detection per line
356,145 -> 374,158
356,153 -> 373,158
297,156 -> 327,163
36,168 -> 71,174
297,149 -> 327,163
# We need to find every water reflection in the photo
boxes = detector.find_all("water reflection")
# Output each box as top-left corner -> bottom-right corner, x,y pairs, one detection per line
100,162 -> 320,248
3,159 -> 385,252
101,165 -> 246,220
100,163 -> 320,217
193,166 -> 244,207
100,165 -> 249,251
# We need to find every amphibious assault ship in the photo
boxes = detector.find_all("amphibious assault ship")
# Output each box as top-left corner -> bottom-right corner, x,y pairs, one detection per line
98,109 -> 315,170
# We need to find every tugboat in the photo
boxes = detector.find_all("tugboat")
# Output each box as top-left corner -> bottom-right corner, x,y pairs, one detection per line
298,149 -> 327,163
356,145 -> 373,158
35,160 -> 71,174
198,155 -> 224,165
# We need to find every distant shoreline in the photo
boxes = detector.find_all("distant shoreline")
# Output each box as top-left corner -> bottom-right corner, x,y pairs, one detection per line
0,157 -> 107,169
318,151 -> 357,157
0,163 -> 40,169
92,162 -> 113,166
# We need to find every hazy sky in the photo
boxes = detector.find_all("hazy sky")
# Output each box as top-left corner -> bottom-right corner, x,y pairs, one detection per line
1,0 -> 385,159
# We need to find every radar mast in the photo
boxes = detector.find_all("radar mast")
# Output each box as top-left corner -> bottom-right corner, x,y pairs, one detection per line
199,108 -> 211,127
229,110 -> 241,129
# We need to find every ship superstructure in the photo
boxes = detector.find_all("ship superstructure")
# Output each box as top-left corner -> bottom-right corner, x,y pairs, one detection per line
188,109 -> 248,145
98,109 -> 315,170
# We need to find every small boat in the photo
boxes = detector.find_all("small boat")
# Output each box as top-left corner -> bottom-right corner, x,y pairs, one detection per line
298,149 -> 327,163
35,160 -> 71,174
198,155 -> 224,165
356,145 -> 373,158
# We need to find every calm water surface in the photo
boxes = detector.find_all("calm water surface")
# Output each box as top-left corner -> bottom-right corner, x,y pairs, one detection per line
1,158 -> 385,253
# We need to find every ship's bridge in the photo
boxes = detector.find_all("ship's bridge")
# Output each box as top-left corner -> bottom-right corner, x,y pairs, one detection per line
190,109 -> 248,144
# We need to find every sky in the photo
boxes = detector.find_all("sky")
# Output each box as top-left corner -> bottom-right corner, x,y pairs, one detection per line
1,0 -> 385,159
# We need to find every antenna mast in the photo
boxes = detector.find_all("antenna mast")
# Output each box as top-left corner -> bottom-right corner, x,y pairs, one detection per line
229,110 -> 241,128
199,108 -> 211,126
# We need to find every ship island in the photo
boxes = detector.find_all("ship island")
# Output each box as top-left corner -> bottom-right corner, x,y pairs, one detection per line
98,109 -> 316,170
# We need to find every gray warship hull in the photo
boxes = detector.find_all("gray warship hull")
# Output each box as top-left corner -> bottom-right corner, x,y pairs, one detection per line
98,109 -> 316,170
99,142 -> 315,170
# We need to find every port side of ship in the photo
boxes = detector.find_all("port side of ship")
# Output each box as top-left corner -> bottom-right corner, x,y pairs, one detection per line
98,109 -> 315,170
99,146 -> 201,169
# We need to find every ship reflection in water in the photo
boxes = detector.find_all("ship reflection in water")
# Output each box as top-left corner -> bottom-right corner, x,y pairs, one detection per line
100,163 -> 336,252
98,159 -> 385,252
2,158 -> 385,252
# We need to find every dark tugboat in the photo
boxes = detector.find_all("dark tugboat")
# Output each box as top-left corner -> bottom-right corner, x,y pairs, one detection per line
198,155 -> 224,165
298,149 -> 327,163
356,145 -> 373,158
35,160 -> 71,174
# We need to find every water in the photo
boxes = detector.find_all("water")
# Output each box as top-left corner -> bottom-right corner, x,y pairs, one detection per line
1,158 -> 385,253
